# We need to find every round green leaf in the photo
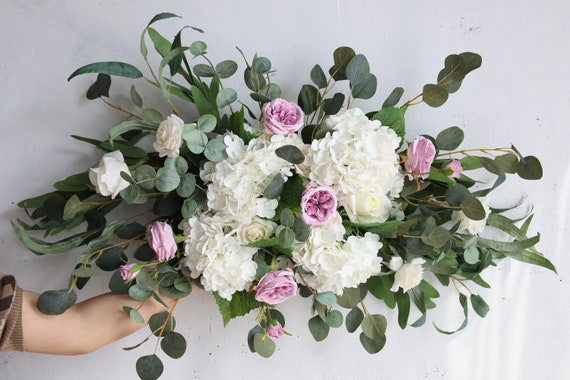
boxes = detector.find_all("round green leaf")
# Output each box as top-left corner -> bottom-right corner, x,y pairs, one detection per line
351,73 -> 377,99
176,173 -> 196,198
109,270 -> 130,294
36,289 -> 77,315
181,198 -> 198,218
518,155 -> 543,180
189,41 -> 207,56
215,60 -> 238,78
421,226 -> 451,248
161,332 -> 187,359
136,354 -> 163,380
184,129 -> 207,154
135,165 -> 157,189
297,84 -> 321,114
149,311 -> 176,336
260,83 -> 282,100
337,287 -> 361,309
278,227 -> 295,247
436,126 -> 464,151
156,167 -> 180,192
310,64 -> 327,88
252,56 -> 271,74
264,174 -> 284,199
253,333 -> 276,358
244,67 -> 266,92
315,291 -> 337,306
247,325 -> 265,352
197,114 -> 217,132
464,246 -> 480,264
470,294 -> 490,318
292,218 -> 310,242
193,63 -> 216,77
326,310 -> 344,328
495,153 -> 519,174
359,331 -> 386,354
329,46 -> 356,80
129,284 -> 153,301
460,196 -> 486,221
275,145 -> 305,164
95,247 -> 127,271
204,138 -> 227,163
86,73 -> 111,100
216,88 -> 238,108
423,84 -> 449,107
142,108 -> 163,123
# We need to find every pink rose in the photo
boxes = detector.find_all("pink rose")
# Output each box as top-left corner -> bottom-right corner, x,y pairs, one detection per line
267,322 -> 284,339
262,98 -> 304,135
147,222 -> 177,261
443,159 -> 463,179
120,263 -> 139,281
405,136 -> 436,180
254,268 -> 297,305
301,184 -> 338,226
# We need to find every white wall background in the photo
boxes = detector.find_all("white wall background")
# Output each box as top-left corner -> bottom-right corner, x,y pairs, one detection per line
1,1 -> 568,379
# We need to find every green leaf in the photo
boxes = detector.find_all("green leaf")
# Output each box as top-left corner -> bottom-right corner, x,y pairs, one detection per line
460,196 -> 486,221
326,310 -> 344,328
359,331 -> 386,354
149,311 -> 176,336
445,183 -> 471,207
54,172 -> 91,192
292,218 -> 310,242
298,84 -> 321,114
95,247 -> 127,271
136,354 -> 163,380
351,73 -> 377,99
161,332 -> 187,359
68,62 -> 143,81
346,306 -> 364,333
247,325 -> 265,352
436,126 -> 464,150
109,270 -> 130,294
130,85 -> 143,108
495,153 -> 519,174
337,287 -> 361,309
264,174 -> 284,199
12,221 -> 85,255
253,333 -> 275,358
215,60 -> 238,78
308,315 -> 330,341
36,289 -> 77,315
470,294 -> 490,318
310,64 -> 328,88
129,284 -> 153,301
141,108 -> 163,123
361,314 -> 387,341
156,167 -> 180,192
459,52 -> 482,74
422,84 -> 449,107
275,145 -> 305,164
329,46 -> 356,80
518,155 -> 543,180
421,226 -> 451,248
367,275 -> 395,308
346,220 -> 402,239
322,92 -> 345,115
252,56 -> 271,73
382,87 -> 405,108
189,40 -> 207,56
395,291 -> 411,329
86,73 -> 111,99
315,291 -> 337,306
177,173 -> 196,198
109,120 -> 158,142
147,27 -> 171,57
193,63 -> 216,77
214,290 -> 259,327
181,199 -> 198,218
216,87 -> 237,108
463,246 -> 480,264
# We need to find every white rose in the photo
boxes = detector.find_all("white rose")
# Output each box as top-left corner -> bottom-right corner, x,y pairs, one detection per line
153,114 -> 184,157
451,197 -> 491,235
343,190 -> 392,224
390,258 -> 426,293
89,150 -> 131,199
236,218 -> 277,244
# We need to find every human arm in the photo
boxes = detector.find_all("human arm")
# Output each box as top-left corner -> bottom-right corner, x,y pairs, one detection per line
21,289 -> 184,355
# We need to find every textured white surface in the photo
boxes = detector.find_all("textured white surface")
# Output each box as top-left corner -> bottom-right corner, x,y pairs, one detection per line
0,1 -> 568,379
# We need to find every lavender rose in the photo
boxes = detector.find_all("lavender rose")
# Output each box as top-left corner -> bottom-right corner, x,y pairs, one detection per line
262,98 -> 304,135
148,222 -> 177,261
120,263 -> 139,281
267,322 -> 284,339
405,136 -> 436,180
254,268 -> 297,305
301,184 -> 338,226
443,159 -> 463,179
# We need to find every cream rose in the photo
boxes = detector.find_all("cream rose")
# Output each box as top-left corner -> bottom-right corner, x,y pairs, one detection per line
236,218 -> 277,244
153,114 -> 184,157
89,150 -> 131,199
343,190 -> 392,224
390,257 -> 426,293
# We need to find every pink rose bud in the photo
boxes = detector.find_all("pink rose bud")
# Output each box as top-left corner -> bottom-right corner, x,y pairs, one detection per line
262,98 -> 304,135
405,136 -> 436,180
267,322 -> 284,339
443,159 -> 463,179
147,221 -> 177,261
301,184 -> 338,226
120,263 -> 139,281
254,268 -> 298,305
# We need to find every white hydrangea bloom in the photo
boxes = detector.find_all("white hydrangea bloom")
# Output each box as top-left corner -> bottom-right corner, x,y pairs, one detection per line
292,217 -> 383,294
201,133 -> 309,222
182,213 -> 258,300
306,108 -> 404,224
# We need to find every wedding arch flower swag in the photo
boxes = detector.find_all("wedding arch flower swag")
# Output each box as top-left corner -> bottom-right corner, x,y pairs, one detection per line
13,12 -> 555,380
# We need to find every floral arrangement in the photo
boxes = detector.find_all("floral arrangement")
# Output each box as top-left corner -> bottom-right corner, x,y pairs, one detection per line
12,13 -> 556,380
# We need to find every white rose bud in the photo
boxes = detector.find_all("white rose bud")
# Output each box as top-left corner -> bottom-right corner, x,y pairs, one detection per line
153,114 -> 184,157
390,258 -> 426,293
236,218 -> 277,244
89,150 -> 131,199
451,197 -> 491,235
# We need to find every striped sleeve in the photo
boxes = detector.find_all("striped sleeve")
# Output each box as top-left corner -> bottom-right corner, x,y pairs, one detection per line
0,274 -> 24,351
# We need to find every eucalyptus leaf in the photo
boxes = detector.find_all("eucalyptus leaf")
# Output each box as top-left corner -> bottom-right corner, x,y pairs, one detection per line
86,73 -> 111,99
136,354 -> 163,380
326,310 -> 344,328
315,291 -> 337,306
329,46 -> 356,80
216,88 -> 237,108
359,331 -> 386,354
264,174 -> 284,199
382,87 -> 405,108
161,332 -> 187,359
346,306 -> 364,333
275,145 -> 305,164
68,62 -> 143,81
36,289 -> 77,315
298,84 -> 321,114
308,315 -> 330,342
518,155 -> 543,180
310,64 -> 328,88
423,84 -> 449,107
361,314 -> 387,341
189,40 -> 207,56
470,294 -> 490,317
436,126 -> 464,150
253,333 -> 276,358
149,311 -> 176,336
215,60 -> 238,78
